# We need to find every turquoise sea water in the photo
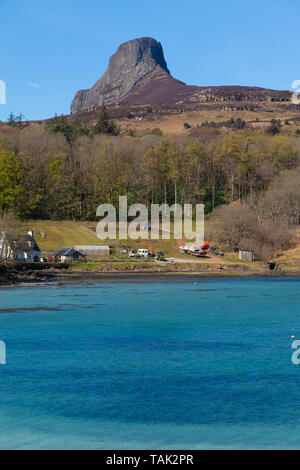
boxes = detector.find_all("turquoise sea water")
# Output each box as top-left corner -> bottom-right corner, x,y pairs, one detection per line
0,277 -> 300,449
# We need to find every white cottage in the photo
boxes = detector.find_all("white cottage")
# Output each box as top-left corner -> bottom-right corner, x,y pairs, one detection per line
0,230 -> 42,262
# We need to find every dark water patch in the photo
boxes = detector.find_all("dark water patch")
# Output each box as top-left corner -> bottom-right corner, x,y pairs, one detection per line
0,307 -> 62,313
81,304 -> 103,308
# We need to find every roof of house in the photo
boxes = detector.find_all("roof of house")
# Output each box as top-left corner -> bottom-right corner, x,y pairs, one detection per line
53,248 -> 86,257
4,233 -> 41,254
74,245 -> 110,250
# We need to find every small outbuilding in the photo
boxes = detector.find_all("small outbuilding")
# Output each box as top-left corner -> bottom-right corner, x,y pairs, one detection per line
53,248 -> 86,263
239,250 -> 255,262
74,245 -> 110,257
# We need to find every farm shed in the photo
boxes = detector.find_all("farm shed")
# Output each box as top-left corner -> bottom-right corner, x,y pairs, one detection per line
239,250 -> 254,262
74,245 -> 110,257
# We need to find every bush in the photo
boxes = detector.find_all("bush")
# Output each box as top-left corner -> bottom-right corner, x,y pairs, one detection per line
142,128 -> 163,136
235,118 -> 245,129
207,202 -> 292,260
7,112 -> 27,129
267,119 -> 281,135
123,129 -> 135,137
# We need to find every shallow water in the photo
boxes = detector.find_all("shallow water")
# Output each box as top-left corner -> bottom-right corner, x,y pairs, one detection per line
0,278 -> 299,449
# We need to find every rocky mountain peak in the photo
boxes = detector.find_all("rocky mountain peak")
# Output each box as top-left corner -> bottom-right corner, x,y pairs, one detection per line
71,37 -> 170,113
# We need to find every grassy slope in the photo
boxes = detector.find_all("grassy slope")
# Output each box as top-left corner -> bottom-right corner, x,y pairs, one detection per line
274,229 -> 300,270
21,220 -> 183,256
21,221 -> 101,253
117,103 -> 300,135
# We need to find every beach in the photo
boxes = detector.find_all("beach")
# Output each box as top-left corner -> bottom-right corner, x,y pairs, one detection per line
0,259 -> 297,287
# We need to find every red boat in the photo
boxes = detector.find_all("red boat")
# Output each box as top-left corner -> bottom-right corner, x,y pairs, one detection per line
187,249 -> 208,257
201,242 -> 210,250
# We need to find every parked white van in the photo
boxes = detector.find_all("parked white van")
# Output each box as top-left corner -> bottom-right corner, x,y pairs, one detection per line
137,249 -> 149,258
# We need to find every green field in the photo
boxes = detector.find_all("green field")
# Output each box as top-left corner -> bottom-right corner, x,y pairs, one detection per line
21,220 -> 183,257
21,221 -> 102,253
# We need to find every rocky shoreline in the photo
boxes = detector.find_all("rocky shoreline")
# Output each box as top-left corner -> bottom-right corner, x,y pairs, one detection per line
0,262 -> 70,286
0,261 -> 299,287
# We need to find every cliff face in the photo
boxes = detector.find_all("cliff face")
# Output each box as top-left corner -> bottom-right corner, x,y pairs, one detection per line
71,37 -> 170,113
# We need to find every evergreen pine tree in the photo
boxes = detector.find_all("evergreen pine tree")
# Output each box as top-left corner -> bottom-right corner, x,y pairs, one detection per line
94,103 -> 119,135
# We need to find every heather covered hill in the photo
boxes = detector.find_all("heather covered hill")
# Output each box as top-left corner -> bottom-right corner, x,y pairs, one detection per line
71,37 -> 292,113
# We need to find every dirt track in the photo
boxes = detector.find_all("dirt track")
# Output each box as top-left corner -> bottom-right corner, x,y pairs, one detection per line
160,256 -> 246,265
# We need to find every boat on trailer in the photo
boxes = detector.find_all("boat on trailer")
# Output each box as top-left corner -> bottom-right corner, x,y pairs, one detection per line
180,242 -> 210,257
187,247 -> 208,257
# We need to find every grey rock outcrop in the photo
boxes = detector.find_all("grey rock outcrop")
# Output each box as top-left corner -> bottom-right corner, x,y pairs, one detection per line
71,37 -> 170,113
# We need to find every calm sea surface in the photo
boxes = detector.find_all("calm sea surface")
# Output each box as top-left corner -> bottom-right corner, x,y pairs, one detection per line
0,278 -> 299,449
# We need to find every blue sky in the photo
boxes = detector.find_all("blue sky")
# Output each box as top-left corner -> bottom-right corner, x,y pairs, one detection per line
1,0 -> 299,121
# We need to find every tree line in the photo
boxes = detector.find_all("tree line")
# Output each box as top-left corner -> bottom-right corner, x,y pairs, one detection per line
0,117 -> 299,221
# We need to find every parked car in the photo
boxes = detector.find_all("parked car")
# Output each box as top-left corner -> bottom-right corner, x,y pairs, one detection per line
128,250 -> 137,257
137,249 -> 149,258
